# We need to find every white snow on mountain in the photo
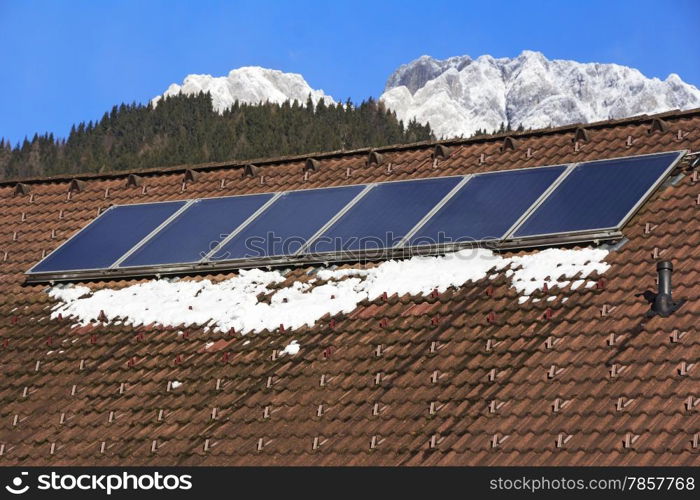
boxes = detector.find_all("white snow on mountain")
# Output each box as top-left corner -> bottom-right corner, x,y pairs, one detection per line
380,50 -> 700,139
152,66 -> 335,112
385,55 -> 473,95
153,52 -> 700,139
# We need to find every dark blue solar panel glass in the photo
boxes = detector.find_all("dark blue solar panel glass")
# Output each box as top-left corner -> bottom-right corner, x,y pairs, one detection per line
211,185 -> 364,260
408,166 -> 566,246
309,177 -> 462,253
30,201 -> 186,273
121,193 -> 274,267
513,151 -> 681,237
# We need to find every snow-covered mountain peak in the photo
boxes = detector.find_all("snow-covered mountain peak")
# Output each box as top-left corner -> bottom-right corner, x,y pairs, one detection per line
154,52 -> 699,140
153,66 -> 335,112
381,50 -> 700,138
384,54 -> 472,94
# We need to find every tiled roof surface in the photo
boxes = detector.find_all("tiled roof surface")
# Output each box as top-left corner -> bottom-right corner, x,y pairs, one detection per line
0,109 -> 699,466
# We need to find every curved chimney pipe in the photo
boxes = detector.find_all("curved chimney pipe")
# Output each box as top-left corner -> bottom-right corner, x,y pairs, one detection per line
649,261 -> 685,318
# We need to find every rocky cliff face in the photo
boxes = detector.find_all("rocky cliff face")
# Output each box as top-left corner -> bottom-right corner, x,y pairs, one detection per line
152,66 -> 334,112
154,51 -> 700,140
380,50 -> 700,138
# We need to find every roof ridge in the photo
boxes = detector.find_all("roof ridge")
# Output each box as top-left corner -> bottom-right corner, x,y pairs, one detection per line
2,107 -> 699,187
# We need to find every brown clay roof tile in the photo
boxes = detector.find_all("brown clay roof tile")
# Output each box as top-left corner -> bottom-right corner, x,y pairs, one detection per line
1,109 -> 699,465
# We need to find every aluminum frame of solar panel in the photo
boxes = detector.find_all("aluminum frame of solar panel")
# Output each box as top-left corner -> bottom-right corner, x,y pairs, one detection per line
117,192 -> 277,268
208,184 -> 367,262
510,151 -> 685,240
403,165 -> 568,249
304,176 -> 465,255
27,200 -> 188,274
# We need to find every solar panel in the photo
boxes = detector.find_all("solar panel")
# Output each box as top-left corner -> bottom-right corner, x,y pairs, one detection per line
119,193 -> 275,268
209,185 -> 365,261
25,150 -> 685,282
29,201 -> 186,273
307,176 -> 463,254
406,166 -> 566,248
512,151 -> 683,239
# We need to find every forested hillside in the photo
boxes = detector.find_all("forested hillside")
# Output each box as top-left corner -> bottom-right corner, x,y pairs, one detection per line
0,92 -> 433,180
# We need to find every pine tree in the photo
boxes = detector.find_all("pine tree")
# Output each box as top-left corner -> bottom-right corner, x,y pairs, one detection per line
1,92 -> 434,179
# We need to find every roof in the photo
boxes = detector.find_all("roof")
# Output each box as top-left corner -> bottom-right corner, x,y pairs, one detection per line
0,108 -> 699,466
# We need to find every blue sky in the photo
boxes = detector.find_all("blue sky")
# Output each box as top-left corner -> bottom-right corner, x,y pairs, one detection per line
1,0 -> 698,144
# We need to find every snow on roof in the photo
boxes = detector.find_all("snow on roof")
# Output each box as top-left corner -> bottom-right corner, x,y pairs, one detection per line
280,340 -> 300,356
46,248 -> 609,334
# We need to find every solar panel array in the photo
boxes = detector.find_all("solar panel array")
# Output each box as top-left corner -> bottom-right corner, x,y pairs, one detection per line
26,150 -> 685,281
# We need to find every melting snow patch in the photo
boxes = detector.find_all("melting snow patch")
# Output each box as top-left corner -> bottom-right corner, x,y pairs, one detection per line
47,248 -> 609,334
507,248 -> 609,296
317,268 -> 369,281
48,285 -> 91,304
280,340 -> 300,356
